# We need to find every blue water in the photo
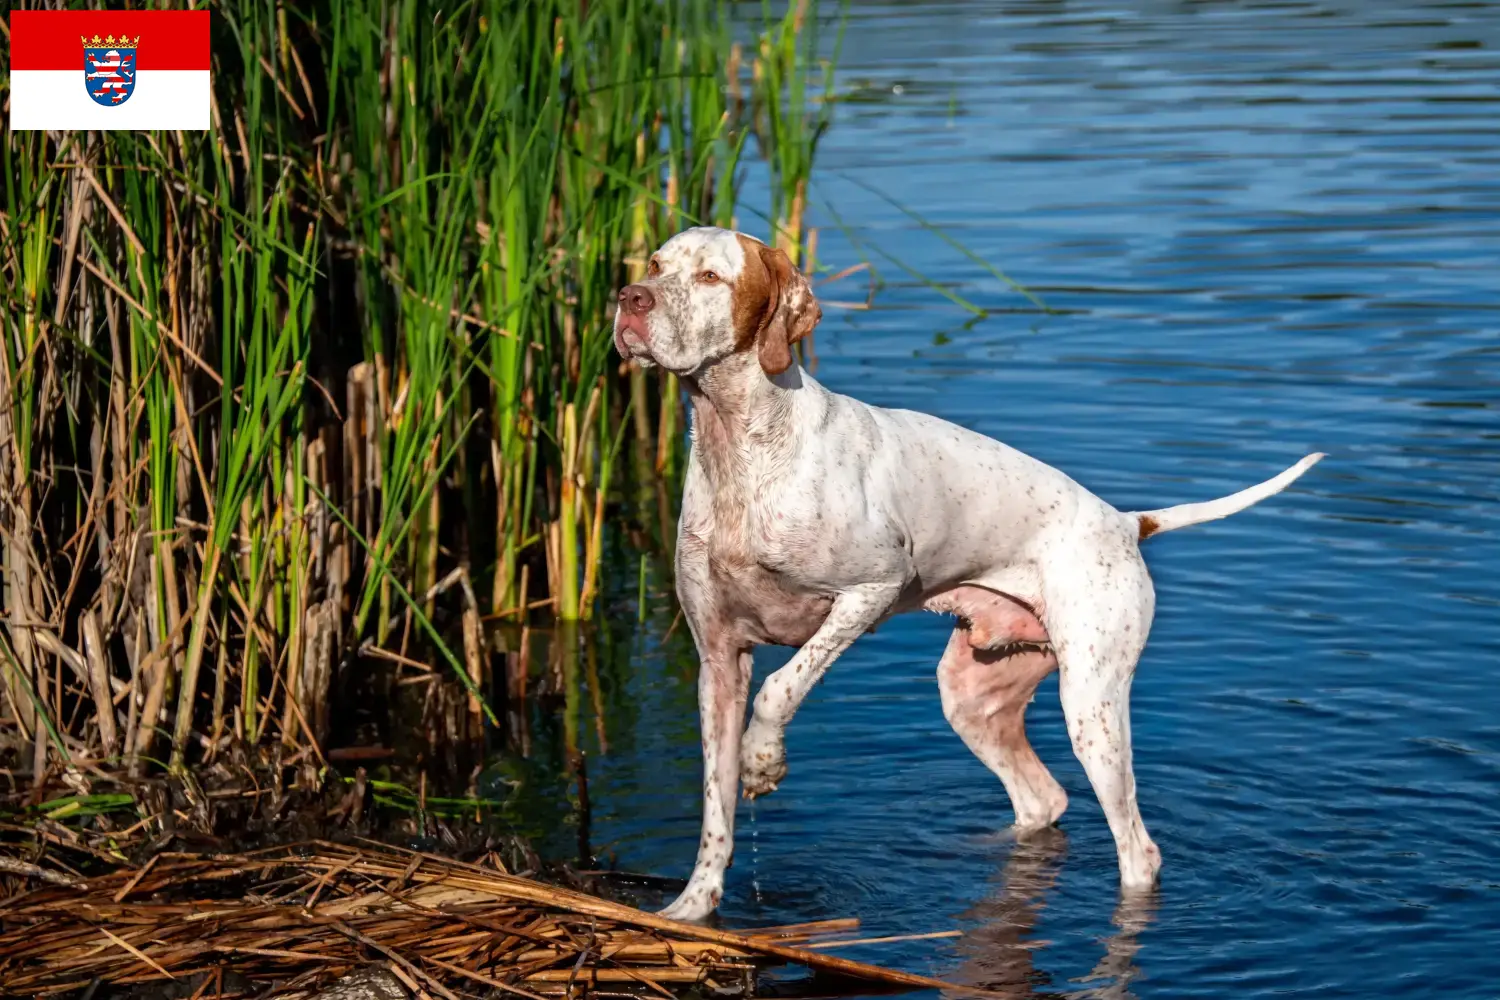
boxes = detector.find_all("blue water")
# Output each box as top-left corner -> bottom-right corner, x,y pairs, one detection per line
508,3 -> 1500,996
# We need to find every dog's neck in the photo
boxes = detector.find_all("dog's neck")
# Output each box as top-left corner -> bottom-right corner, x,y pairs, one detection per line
684,352 -> 809,481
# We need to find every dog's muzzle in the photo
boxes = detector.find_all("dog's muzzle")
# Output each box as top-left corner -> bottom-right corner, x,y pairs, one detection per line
614,282 -> 655,358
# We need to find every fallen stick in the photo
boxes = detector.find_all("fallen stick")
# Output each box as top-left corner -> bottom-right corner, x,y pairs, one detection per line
0,856 -> 85,888
805,930 -> 964,949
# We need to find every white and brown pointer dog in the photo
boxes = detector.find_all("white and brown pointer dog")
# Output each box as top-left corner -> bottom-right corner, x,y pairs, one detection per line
614,227 -> 1323,921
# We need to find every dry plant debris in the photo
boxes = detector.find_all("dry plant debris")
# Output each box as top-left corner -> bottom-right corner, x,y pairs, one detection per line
0,840 -> 980,999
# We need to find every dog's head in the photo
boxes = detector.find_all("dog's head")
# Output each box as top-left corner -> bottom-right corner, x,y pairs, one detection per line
614,227 -> 821,378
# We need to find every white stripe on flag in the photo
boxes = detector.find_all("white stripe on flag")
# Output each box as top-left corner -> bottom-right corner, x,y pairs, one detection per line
10,70 -> 210,130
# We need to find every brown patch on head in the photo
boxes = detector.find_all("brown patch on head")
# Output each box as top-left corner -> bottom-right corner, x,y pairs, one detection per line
731,235 -> 774,350
1137,515 -> 1159,541
731,234 -> 822,377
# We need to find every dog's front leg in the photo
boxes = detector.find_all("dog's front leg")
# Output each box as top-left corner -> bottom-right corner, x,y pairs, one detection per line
741,582 -> 902,798
660,638 -> 751,922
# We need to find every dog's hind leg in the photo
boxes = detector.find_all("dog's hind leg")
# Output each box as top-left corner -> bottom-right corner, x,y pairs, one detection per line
1045,534 -> 1160,890
938,627 -> 1068,831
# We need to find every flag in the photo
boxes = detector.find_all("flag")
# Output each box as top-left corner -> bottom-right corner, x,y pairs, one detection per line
9,10 -> 210,131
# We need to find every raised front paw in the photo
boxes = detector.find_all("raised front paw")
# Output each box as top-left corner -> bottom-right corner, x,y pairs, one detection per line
739,723 -> 788,798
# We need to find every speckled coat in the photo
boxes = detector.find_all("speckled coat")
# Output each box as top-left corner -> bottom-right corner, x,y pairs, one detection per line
614,226 -> 1322,921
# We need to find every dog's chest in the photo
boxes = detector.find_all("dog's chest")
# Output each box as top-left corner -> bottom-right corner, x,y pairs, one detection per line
683,477 -> 834,647
711,553 -> 833,647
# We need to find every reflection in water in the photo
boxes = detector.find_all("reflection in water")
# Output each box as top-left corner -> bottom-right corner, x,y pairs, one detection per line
1073,895 -> 1156,1000
953,830 -> 1155,1000
952,830 -> 1069,997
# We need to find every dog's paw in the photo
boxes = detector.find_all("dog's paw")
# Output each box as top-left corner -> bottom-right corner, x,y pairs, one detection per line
741,758 -> 786,798
659,883 -> 721,922
739,724 -> 788,798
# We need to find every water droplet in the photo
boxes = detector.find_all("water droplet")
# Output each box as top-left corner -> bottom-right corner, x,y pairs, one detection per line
749,798 -> 762,903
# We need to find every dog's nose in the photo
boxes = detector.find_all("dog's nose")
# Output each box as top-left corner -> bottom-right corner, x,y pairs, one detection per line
619,283 -> 656,315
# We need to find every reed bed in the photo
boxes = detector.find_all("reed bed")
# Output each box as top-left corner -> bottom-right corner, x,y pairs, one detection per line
0,0 -> 834,785
0,840 -> 976,998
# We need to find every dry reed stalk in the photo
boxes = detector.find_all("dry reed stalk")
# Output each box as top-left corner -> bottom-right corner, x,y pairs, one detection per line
462,606 -> 484,725
79,609 -> 116,755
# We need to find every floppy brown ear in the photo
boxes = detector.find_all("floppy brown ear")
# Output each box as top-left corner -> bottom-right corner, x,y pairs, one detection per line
753,245 -> 821,377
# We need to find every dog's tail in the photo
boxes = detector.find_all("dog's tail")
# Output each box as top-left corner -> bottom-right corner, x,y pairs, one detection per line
1131,452 -> 1324,542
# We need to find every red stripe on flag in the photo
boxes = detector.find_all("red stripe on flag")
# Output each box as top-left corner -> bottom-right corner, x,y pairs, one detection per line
10,10 -> 210,71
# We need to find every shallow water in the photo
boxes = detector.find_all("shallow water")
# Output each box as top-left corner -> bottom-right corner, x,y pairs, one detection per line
498,2 -> 1500,996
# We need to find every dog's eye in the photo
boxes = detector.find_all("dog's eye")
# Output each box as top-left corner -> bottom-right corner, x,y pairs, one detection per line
698,270 -> 720,284
646,258 -> 661,278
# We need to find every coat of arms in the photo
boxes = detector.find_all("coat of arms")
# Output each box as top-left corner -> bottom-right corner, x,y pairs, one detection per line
83,34 -> 138,107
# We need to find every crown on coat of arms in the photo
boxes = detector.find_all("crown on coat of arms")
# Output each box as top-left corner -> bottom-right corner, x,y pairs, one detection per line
81,34 -> 141,48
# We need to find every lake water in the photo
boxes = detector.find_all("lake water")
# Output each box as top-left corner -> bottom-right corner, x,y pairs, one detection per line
500,2 -> 1500,997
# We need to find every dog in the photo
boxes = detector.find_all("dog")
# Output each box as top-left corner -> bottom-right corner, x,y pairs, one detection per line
614,226 -> 1322,921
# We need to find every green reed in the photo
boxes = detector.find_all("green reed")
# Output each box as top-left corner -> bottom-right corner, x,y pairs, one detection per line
0,0 -> 832,781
